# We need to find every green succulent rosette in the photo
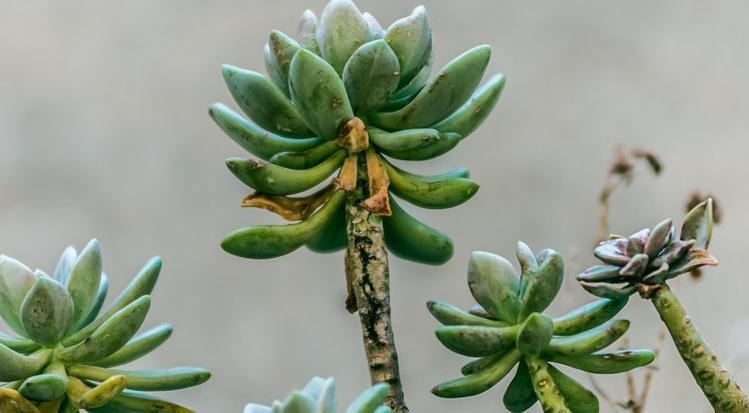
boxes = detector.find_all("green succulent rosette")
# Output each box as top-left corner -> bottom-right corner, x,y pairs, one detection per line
428,244 -> 655,412
0,240 -> 210,413
578,199 -> 717,298
211,0 -> 504,265
244,377 -> 390,413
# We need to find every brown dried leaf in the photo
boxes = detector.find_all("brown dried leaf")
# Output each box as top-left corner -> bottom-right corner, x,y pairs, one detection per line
336,117 -> 369,153
334,154 -> 358,192
632,148 -> 663,175
241,184 -> 336,221
361,149 -> 391,216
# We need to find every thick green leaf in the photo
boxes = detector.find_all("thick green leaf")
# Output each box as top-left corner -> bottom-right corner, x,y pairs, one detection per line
21,275 -> 74,346
426,300 -> 506,327
548,349 -> 655,374
681,198 -> 713,249
503,360 -> 537,412
383,158 -> 479,209
67,239 -> 103,329
52,246 -> 77,285
225,150 -> 345,195
68,365 -> 211,391
344,383 -> 389,413
64,257 -> 161,347
0,256 -> 37,336
547,365 -> 599,413
343,40 -> 400,114
518,249 -> 563,319
222,65 -> 312,138
210,103 -> 323,160
384,6 -> 431,86
433,74 -> 505,138
370,45 -> 491,130
553,298 -> 627,336
0,347 -> 51,382
432,349 -> 521,398
546,319 -> 629,356
467,251 -> 520,323
267,30 -> 300,91
57,296 -> 151,362
435,325 -> 518,357
289,49 -> 354,140
223,191 -> 346,259
90,324 -> 173,368
316,0 -> 370,74
382,199 -> 453,265
516,312 -> 553,356
297,10 -> 321,55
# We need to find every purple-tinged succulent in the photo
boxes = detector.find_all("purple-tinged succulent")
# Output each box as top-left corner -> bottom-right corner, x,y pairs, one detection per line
578,199 -> 716,298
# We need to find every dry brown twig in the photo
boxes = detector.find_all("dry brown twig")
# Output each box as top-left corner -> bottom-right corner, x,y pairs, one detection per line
619,330 -> 668,413
590,146 -> 664,412
597,147 -> 663,242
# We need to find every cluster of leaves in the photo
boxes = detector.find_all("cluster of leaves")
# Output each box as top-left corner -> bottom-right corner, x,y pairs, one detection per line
212,0 -> 504,265
579,199 -> 716,299
428,244 -> 655,412
0,240 -> 209,412
244,377 -> 390,413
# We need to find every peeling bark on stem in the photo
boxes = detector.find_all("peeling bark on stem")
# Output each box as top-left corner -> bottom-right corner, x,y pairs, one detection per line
651,284 -> 749,413
344,153 -> 408,412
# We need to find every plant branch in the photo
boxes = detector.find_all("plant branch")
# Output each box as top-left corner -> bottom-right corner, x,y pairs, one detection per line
651,284 -> 749,413
586,373 -> 622,412
344,153 -> 408,412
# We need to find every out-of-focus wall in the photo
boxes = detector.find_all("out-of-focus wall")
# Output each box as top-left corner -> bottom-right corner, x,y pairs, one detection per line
1,1 -> 748,411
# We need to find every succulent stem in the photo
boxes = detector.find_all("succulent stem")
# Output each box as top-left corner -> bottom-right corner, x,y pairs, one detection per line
650,284 -> 749,413
344,153 -> 408,413
525,356 -> 571,413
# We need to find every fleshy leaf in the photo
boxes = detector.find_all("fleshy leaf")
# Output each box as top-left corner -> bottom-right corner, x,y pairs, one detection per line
66,239 -> 103,329
0,256 -> 37,336
289,49 -> 354,140
518,249 -> 563,319
467,251 -> 520,323
516,313 -> 553,356
20,275 -> 74,346
681,198 -> 714,249
316,0 -> 370,74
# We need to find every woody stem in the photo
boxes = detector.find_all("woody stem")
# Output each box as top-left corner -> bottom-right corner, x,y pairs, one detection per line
343,152 -> 408,412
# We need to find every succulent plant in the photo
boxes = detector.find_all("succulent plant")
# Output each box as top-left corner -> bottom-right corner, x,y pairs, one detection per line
428,244 -> 655,412
578,199 -> 718,299
244,377 -> 390,413
211,0 -> 504,265
0,240 -> 210,412
578,199 -> 749,413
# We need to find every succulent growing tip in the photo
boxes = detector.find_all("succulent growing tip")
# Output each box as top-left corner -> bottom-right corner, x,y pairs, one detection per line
578,199 -> 717,298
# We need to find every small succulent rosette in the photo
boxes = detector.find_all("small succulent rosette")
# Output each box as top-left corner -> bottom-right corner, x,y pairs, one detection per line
244,377 -> 390,413
212,0 -> 504,265
578,199 -> 717,299
428,244 -> 655,412
0,240 -> 210,412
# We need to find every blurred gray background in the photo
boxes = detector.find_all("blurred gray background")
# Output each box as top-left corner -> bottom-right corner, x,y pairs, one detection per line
1,1 -> 748,411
